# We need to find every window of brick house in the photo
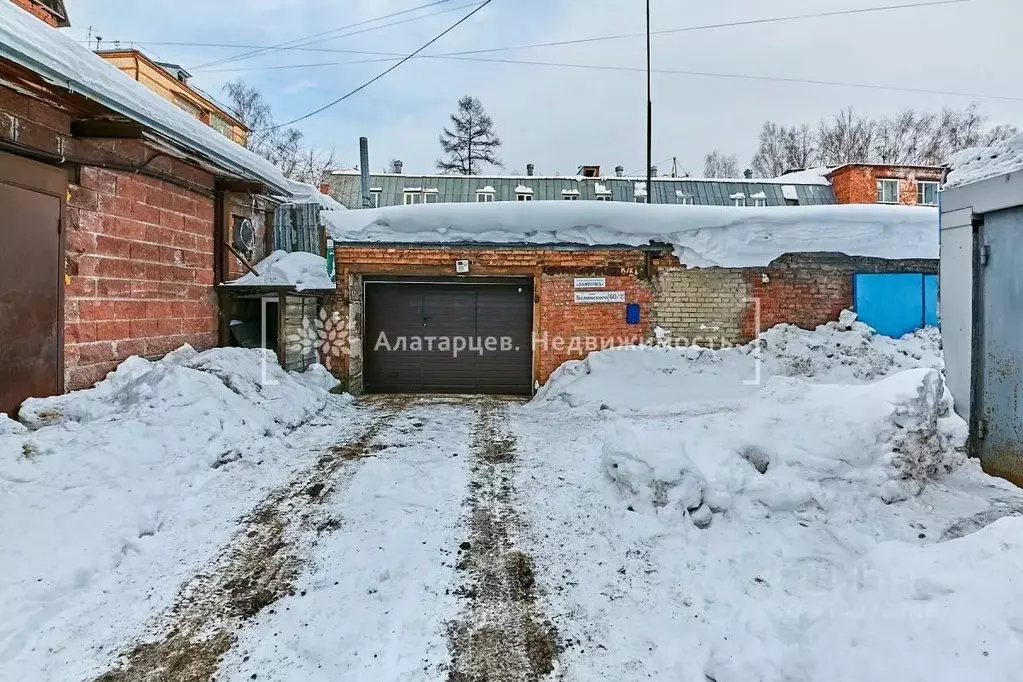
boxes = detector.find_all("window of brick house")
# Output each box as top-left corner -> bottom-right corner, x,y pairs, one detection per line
917,181 -> 939,206
876,178 -> 900,204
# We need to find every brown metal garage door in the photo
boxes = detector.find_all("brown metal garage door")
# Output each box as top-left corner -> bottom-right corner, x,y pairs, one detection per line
364,280 -> 533,395
0,152 -> 64,416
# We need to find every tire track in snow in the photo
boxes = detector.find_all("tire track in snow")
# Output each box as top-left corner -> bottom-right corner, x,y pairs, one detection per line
91,396 -> 410,682
446,398 -> 561,682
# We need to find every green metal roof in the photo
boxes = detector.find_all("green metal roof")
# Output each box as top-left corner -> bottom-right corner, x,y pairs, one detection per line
325,172 -> 836,209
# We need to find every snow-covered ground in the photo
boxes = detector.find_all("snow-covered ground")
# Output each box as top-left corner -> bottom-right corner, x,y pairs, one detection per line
0,348 -> 361,680
513,317 -> 1023,680
4,319 -> 1023,681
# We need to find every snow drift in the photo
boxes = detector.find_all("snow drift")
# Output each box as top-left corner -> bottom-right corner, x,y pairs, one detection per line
0,347 -> 350,676
706,516 -> 1023,682
322,202 -> 938,268
226,250 -> 335,291
946,130 -> 1023,188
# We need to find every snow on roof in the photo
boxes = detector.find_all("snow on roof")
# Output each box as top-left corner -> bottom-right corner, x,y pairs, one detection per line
0,3 -> 291,195
282,179 -> 346,211
515,185 -> 534,194
634,182 -> 647,197
595,183 -> 612,195
561,188 -> 581,195
226,251 -> 335,291
321,202 -> 939,269
729,192 -> 746,200
477,186 -> 496,193
750,191 -> 767,200
330,169 -> 833,185
774,167 -> 833,186
781,185 -> 800,201
946,131 -> 1023,188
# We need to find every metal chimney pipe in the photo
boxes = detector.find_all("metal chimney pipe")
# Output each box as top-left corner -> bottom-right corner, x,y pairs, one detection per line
649,166 -> 658,177
743,168 -> 753,179
526,163 -> 534,176
359,137 -> 372,210
615,165 -> 624,177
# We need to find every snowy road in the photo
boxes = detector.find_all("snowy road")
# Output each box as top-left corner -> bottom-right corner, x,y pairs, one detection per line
8,324 -> 1023,682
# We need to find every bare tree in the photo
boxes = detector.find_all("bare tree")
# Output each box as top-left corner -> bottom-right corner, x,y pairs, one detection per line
221,79 -> 338,184
750,122 -> 818,177
703,149 -> 741,178
818,107 -> 875,165
437,96 -> 503,174
747,103 -> 1016,173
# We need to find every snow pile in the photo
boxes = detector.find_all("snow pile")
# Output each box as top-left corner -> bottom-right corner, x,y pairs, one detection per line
772,166 -> 834,185
0,3 -> 290,194
322,202 -> 938,268
226,250 -> 335,291
0,347 -> 349,673
707,516 -> 1023,682
535,316 -> 944,412
601,425 -> 717,528
946,130 -> 1023,188
282,179 -> 347,211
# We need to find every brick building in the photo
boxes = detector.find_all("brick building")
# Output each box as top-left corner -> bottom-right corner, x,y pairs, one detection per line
0,1 -> 293,414
320,203 -> 939,396
825,163 -> 945,206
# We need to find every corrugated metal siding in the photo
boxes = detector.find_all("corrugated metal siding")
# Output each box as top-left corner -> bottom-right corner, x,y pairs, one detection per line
274,203 -> 322,254
325,172 -> 838,208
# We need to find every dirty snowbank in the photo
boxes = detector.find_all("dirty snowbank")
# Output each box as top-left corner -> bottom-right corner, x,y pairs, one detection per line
0,347 -> 354,680
322,202 -> 938,268
512,320 -> 1023,680
534,316 -> 944,412
226,250 -> 335,291
946,130 -> 1023,188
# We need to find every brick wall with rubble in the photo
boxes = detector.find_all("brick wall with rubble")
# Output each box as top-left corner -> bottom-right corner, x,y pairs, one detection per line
828,165 -> 944,205
651,253 -> 940,346
0,81 -> 250,391
65,165 -> 219,389
331,245 -> 938,390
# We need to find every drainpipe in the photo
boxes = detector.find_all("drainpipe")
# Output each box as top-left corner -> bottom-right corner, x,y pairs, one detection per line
359,137 -> 372,210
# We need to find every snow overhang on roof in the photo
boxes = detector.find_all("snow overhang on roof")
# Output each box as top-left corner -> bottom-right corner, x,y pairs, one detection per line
0,2 -> 291,196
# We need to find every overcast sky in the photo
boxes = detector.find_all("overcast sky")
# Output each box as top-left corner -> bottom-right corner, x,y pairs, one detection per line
65,0 -> 1019,177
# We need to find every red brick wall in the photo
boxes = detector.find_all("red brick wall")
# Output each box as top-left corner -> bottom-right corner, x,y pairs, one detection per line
741,261 -> 851,338
64,167 -> 218,389
828,164 -> 944,205
10,0 -> 59,26
336,245 -> 653,385
538,274 -> 651,381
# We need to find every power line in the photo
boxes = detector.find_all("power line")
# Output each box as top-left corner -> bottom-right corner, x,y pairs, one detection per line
134,0 -> 965,65
190,52 -> 1023,103
188,0 -> 462,70
260,0 -> 496,131
430,0 -> 972,58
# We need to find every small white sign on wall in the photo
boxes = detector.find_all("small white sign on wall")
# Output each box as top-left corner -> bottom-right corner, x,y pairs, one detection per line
574,277 -> 607,289
455,259 -> 470,273
575,291 -> 626,304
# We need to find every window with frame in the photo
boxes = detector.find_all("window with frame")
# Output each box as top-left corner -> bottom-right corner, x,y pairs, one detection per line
403,192 -> 423,205
635,196 -> 648,204
476,192 -> 495,203
876,178 -> 900,204
424,189 -> 439,204
563,194 -> 579,201
517,194 -> 533,201
752,197 -> 767,208
210,113 -> 231,138
596,195 -> 613,202
370,189 -> 381,207
916,180 -> 939,206
677,194 -> 694,205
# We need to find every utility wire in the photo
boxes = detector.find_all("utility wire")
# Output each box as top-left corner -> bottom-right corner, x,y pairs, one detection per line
139,0 -> 970,66
188,0 -> 460,70
259,0 -> 495,131
189,52 -> 1023,103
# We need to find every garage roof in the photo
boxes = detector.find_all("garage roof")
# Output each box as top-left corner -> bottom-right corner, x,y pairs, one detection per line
0,2 -> 291,195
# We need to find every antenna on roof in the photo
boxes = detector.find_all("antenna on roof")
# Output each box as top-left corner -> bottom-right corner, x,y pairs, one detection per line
95,36 -> 103,50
